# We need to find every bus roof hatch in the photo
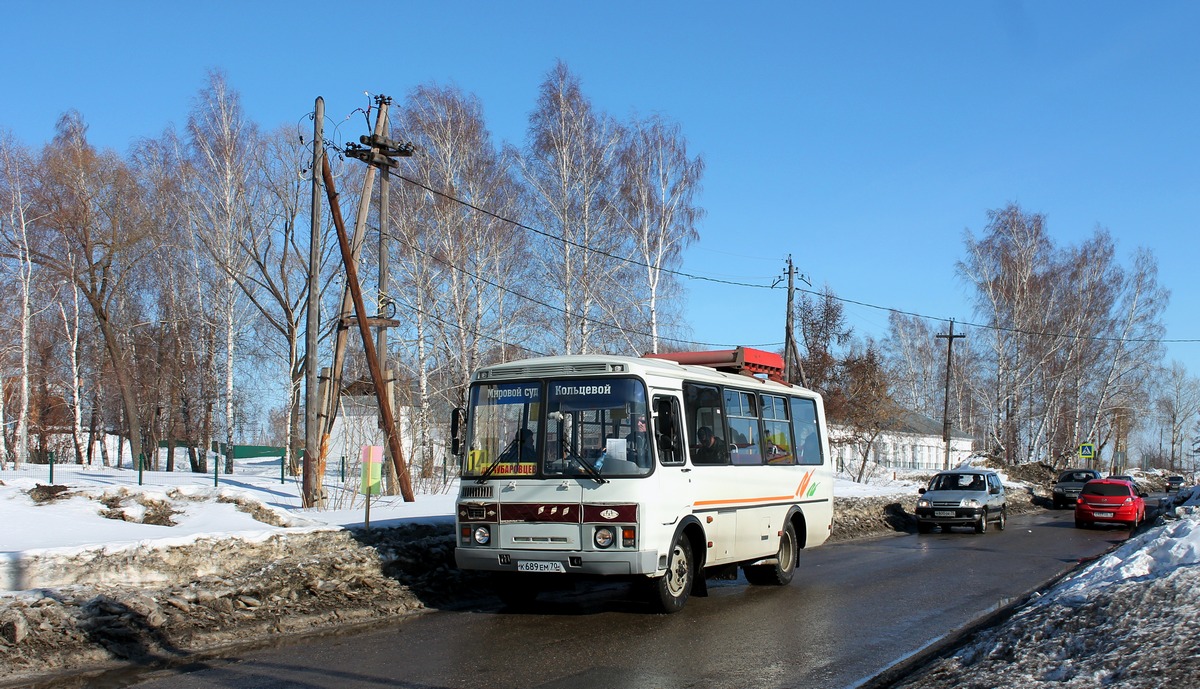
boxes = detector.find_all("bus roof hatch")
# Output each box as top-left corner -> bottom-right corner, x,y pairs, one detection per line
642,346 -> 787,383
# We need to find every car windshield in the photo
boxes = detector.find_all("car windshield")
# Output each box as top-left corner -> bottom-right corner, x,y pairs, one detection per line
1058,471 -> 1096,483
929,473 -> 987,491
1082,483 -> 1132,497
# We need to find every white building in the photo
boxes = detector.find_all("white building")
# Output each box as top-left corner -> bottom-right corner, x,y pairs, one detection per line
829,410 -> 974,473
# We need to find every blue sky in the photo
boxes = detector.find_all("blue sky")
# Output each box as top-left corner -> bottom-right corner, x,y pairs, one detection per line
4,1 -> 1198,375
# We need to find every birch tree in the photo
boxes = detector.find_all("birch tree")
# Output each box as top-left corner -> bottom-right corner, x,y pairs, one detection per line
0,131 -> 35,467
612,114 -> 704,354
392,83 -> 528,481
521,61 -> 625,355
187,71 -> 255,473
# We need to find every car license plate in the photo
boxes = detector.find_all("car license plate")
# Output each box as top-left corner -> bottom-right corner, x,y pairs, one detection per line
517,561 -> 565,573
934,511 -> 956,517
1094,512 -> 1114,518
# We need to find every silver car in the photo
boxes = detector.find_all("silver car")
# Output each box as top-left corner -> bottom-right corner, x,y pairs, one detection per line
916,468 -> 1007,534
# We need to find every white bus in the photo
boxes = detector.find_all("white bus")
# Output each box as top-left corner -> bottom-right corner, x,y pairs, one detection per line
451,347 -> 833,613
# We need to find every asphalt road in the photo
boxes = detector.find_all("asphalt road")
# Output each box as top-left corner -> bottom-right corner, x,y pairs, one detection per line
117,506 -> 1147,689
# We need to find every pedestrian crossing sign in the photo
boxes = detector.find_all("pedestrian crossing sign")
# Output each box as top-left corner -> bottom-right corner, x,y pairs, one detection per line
1079,443 -> 1095,459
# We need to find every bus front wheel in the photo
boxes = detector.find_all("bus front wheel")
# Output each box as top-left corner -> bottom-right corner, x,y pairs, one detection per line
651,535 -> 693,613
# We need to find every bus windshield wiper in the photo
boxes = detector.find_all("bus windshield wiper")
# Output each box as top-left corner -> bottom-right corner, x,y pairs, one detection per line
563,445 -> 607,485
476,438 -> 517,484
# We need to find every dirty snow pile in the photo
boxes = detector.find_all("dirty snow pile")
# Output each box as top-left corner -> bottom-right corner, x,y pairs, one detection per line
1,466 -> 1197,688
898,489 -> 1200,689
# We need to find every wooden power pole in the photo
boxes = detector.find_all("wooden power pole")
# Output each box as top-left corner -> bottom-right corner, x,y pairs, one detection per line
936,319 -> 965,470
303,97 -> 324,508
782,255 -> 808,388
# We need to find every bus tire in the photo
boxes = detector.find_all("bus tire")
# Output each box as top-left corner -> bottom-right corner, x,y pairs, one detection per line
744,522 -> 797,586
651,535 -> 693,613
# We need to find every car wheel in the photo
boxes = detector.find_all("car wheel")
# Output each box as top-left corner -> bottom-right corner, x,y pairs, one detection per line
997,507 -> 1006,531
744,522 -> 797,586
651,534 -> 693,613
975,510 -> 988,534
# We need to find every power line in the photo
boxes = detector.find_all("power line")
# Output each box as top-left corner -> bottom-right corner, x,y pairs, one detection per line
393,173 -> 776,291
382,228 -> 778,350
389,172 -> 1200,348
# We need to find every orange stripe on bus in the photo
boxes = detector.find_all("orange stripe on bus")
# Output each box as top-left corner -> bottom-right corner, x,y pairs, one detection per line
694,494 -> 797,507
693,471 -> 817,508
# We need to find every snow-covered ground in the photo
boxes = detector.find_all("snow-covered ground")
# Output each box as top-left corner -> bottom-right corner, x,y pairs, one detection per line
3,461 -> 1198,686
1,461 -> 915,559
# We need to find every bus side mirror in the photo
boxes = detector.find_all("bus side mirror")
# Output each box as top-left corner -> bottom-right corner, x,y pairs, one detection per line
449,408 -> 464,456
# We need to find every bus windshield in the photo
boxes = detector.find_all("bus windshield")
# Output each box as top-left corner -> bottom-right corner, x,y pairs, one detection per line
463,382 -> 543,479
463,377 -> 651,480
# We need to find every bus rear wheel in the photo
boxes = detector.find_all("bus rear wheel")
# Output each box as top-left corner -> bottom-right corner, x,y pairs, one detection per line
744,522 -> 797,586
651,535 -> 693,613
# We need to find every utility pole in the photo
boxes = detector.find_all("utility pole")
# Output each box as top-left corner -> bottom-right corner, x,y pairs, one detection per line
936,320 -> 965,470
321,155 -> 415,501
781,255 -> 809,388
303,96 -> 324,508
314,97 -> 394,493
341,94 -> 414,499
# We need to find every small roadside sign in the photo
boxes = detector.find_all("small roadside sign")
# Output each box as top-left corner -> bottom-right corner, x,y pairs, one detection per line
1079,443 -> 1095,460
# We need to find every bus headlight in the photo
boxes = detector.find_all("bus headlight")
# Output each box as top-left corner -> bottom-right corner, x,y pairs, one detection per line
473,526 -> 491,545
594,527 -> 615,548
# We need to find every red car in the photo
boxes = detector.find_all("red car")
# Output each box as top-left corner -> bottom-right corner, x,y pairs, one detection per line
1074,478 -> 1146,529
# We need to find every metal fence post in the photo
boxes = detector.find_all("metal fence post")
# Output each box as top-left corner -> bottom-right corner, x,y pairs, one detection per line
340,455 -> 346,483
280,450 -> 286,484
213,450 -> 219,488
49,451 -> 55,484
138,454 -> 144,485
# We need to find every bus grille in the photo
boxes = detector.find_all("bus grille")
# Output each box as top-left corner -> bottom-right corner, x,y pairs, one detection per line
460,485 -> 494,499
484,362 -> 613,378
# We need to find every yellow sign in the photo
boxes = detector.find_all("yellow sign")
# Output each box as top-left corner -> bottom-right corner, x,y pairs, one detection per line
1078,443 -> 1095,459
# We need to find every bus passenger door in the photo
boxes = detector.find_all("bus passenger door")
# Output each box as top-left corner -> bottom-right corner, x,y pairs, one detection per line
651,394 -> 692,529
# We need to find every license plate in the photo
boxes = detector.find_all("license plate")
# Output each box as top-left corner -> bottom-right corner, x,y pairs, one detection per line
1094,512 -> 1114,518
517,560 -> 565,573
934,511 -> 956,517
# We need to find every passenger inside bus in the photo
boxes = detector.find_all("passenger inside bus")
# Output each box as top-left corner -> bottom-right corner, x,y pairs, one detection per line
692,426 -> 727,464
625,414 -> 651,467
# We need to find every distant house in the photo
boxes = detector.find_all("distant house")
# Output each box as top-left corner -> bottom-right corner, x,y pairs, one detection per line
829,410 -> 974,472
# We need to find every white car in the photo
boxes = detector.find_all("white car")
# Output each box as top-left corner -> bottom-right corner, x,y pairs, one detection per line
916,468 -> 1007,534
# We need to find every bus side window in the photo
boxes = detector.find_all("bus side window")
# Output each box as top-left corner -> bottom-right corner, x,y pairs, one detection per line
683,383 -> 728,465
791,397 -> 824,465
725,389 -> 762,465
761,394 -> 795,465
654,396 -> 684,466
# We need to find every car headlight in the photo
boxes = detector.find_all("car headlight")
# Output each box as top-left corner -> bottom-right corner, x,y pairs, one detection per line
594,527 -> 615,548
1053,487 -> 1064,494
962,499 -> 980,508
473,525 -> 491,545
917,499 -> 931,509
